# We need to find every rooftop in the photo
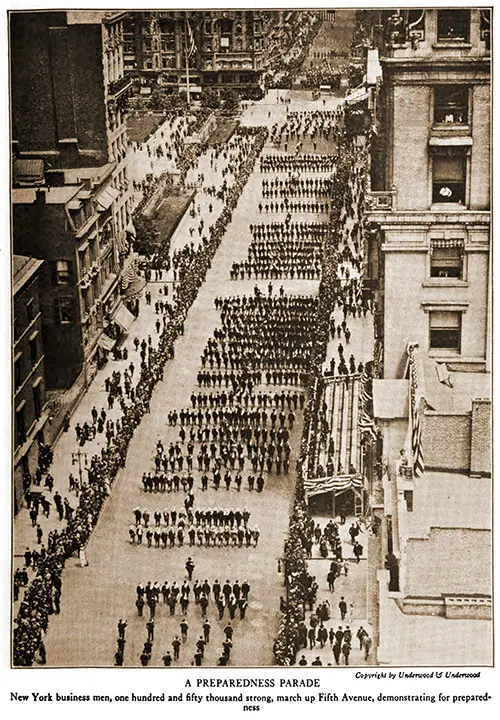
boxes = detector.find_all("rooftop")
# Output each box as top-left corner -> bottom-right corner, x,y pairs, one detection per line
424,358 -> 491,414
407,472 -> 491,537
62,163 -> 115,186
12,185 -> 81,206
13,255 -> 43,295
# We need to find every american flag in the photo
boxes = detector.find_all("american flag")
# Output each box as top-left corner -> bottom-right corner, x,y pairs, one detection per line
185,18 -> 196,59
304,474 -> 364,497
407,344 -> 425,477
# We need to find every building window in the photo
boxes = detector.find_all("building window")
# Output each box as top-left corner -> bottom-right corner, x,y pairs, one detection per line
29,336 -> 38,366
16,406 -> 26,446
33,384 -> 42,420
480,9 -> 491,49
437,9 -> 470,42
54,297 -> 75,324
432,150 -> 466,204
433,86 -> 468,124
429,311 -> 461,353
55,260 -> 71,284
14,357 -> 22,390
430,244 -> 463,279
26,299 -> 34,322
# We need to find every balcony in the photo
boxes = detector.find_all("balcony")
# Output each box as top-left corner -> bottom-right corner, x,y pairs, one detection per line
365,188 -> 397,212
108,74 -> 134,100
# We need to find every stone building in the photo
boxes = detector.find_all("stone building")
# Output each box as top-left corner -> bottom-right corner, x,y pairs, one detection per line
362,8 -> 491,664
13,255 -> 47,513
122,10 -> 271,96
10,10 -> 137,389
12,168 -> 126,390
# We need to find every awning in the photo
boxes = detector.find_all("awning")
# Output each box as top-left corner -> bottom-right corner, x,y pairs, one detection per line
304,475 -> 364,498
366,48 -> 382,86
429,136 -> 473,147
96,186 -> 120,211
113,304 -> 135,333
345,86 -> 369,106
98,333 -> 116,351
116,230 -> 129,255
125,220 -> 137,238
122,274 -> 146,298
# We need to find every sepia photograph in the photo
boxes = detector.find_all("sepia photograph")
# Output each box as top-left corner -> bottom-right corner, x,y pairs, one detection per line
9,6 -> 492,670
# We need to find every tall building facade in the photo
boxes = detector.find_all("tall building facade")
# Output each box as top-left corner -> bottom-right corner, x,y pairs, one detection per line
13,256 -> 47,512
363,8 -> 491,663
122,10 -> 270,95
10,10 -> 136,389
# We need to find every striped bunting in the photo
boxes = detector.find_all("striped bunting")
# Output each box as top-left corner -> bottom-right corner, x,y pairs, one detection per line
304,474 -> 364,497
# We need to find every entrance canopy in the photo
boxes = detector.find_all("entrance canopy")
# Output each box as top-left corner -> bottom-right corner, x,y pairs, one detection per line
98,333 -> 116,352
113,304 -> 135,333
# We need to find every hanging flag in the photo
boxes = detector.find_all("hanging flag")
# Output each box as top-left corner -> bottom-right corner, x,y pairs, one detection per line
304,474 -> 364,497
406,343 -> 425,477
186,18 -> 196,58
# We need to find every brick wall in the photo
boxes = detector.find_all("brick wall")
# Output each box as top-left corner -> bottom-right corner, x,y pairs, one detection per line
422,413 -> 471,472
405,527 -> 491,597
470,399 -> 491,476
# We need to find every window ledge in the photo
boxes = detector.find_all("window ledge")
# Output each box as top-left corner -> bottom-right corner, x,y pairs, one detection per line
433,42 -> 472,49
428,349 -> 461,358
430,203 -> 468,212
422,280 -> 469,288
428,353 -> 484,365
431,124 -> 470,133
422,300 -> 469,312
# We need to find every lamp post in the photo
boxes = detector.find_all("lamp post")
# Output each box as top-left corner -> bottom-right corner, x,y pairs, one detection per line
71,449 -> 88,486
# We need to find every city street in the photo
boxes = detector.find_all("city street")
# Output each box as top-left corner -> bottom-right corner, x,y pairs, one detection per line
10,8 -> 493,674
15,88 -> 368,667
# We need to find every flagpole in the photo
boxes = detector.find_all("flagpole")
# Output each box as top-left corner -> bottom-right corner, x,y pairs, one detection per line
185,17 -> 191,106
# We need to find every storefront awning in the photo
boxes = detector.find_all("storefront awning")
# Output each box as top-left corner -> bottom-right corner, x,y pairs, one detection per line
116,230 -> 129,255
123,274 -> 146,298
98,333 -> 116,351
125,220 -> 137,238
345,86 -> 369,106
96,186 -> 120,211
113,303 -> 135,333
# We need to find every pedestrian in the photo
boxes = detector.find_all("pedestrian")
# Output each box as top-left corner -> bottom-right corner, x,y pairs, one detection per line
185,557 -> 195,580
339,596 -> 347,620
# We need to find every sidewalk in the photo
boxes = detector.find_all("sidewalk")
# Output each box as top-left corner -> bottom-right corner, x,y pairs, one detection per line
298,517 -> 374,667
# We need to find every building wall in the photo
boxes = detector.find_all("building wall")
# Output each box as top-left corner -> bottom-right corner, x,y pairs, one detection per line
470,83 -> 491,210
67,24 -> 108,164
470,399 -> 491,476
13,202 -> 84,389
422,413 -> 471,472
404,527 -> 491,597
383,231 -> 489,379
10,12 -> 108,167
13,268 -> 47,512
392,85 -> 430,211
10,12 -> 65,153
14,272 -> 46,443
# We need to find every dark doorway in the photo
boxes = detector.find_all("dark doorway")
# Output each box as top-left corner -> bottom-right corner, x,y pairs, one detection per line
308,491 -> 333,516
